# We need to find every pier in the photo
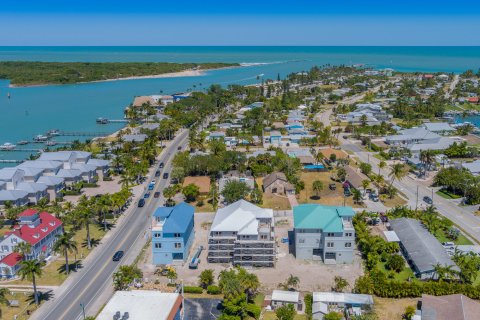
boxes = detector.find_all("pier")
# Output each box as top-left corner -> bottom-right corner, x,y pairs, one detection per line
96,117 -> 129,124
0,159 -> 24,164
0,148 -> 43,152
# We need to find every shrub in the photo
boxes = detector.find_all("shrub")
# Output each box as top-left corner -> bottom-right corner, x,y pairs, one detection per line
183,286 -> 203,294
385,254 -> 405,273
207,285 -> 221,295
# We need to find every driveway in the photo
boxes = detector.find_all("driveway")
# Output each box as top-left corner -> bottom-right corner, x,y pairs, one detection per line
184,298 -> 222,320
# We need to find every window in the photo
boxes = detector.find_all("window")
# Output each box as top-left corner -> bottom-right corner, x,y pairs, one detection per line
345,242 -> 352,248
326,233 -> 334,237
154,233 -> 162,238
345,232 -> 353,237
11,238 -> 17,244
175,243 -> 182,249
299,238 -> 305,244
327,242 -> 334,248
154,243 -> 162,249
174,233 -> 181,238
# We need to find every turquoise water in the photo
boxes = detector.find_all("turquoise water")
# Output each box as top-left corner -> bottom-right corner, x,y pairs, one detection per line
0,46 -> 480,165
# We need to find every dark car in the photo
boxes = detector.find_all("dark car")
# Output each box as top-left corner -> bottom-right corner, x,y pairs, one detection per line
329,183 -> 336,190
144,192 -> 151,199
138,199 -> 145,207
159,162 -> 164,169
112,250 -> 124,262
163,172 -> 169,179
177,146 -> 182,150
423,196 -> 433,204
155,170 -> 161,177
154,192 -> 160,198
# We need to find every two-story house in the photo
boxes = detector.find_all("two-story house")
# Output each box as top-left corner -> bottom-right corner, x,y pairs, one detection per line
151,203 -> 195,265
293,204 -> 355,264
208,200 -> 275,267
0,209 -> 63,278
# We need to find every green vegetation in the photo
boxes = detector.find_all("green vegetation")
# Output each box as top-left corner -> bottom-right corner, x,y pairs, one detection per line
434,167 -> 480,204
0,61 -> 239,86
112,265 -> 143,291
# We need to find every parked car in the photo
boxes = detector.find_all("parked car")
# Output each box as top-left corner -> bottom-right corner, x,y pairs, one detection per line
144,192 -> 151,199
148,183 -> 155,190
177,146 -> 182,150
423,196 -> 433,204
112,250 -> 124,262
329,183 -> 336,190
163,172 -> 169,179
344,188 -> 351,197
159,162 -> 164,169
155,170 -> 161,177
138,199 -> 145,207
442,242 -> 455,248
154,192 -> 160,198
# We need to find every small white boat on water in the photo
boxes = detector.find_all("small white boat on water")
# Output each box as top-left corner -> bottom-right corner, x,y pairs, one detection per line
0,142 -> 16,150
17,140 -> 29,145
33,135 -> 49,142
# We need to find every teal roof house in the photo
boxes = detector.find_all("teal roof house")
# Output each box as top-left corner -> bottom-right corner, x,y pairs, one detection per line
293,204 -> 355,264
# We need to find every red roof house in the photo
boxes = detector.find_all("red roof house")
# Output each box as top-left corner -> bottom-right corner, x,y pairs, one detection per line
468,97 -> 479,104
6,210 -> 62,245
0,252 -> 22,267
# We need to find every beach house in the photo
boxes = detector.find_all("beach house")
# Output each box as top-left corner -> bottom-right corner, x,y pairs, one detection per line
208,200 -> 275,267
151,203 -> 195,265
293,204 -> 356,264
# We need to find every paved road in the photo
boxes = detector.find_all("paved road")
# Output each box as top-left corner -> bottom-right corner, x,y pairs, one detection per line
32,130 -> 189,320
445,74 -> 459,99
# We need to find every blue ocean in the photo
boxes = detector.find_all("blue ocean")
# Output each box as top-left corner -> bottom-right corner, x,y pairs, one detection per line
0,46 -> 479,164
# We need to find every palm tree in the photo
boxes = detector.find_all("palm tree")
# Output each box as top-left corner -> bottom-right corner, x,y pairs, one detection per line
361,179 -> 370,196
284,274 -> 300,290
53,232 -> 78,274
18,259 -> 44,305
76,196 -> 95,249
14,242 -> 32,259
378,160 -> 387,175
389,163 -> 407,187
312,180 -> 324,198
0,287 -> 10,317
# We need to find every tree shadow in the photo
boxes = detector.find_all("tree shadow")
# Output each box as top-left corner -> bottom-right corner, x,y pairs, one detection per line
57,260 -> 83,274
25,290 -> 54,305
81,238 -> 101,249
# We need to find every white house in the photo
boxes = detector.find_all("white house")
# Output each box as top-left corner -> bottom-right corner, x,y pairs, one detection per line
270,290 -> 302,311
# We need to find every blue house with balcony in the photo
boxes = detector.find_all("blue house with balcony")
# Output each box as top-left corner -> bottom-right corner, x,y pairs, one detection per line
152,202 -> 195,265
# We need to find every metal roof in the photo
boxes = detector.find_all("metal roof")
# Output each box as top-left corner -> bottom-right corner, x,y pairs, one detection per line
272,290 -> 300,303
390,218 -> 458,274
153,202 -> 194,234
294,204 -> 354,232
313,292 -> 374,305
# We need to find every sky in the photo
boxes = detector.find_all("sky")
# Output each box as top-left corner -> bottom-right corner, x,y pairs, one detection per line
1,0 -> 480,46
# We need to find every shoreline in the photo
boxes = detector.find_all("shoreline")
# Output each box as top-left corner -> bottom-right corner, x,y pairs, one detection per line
8,65 -> 239,88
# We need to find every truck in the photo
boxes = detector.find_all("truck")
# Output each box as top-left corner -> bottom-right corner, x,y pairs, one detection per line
189,246 -> 204,269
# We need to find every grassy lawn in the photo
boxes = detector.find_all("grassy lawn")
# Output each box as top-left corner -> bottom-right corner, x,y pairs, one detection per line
298,172 -> 362,208
436,189 -> 462,200
254,293 -> 265,307
68,223 -> 107,259
263,311 -> 307,320
434,229 -> 473,245
9,260 -> 70,286
377,260 -> 415,282
192,199 -> 215,212
381,195 -> 407,208
374,297 -> 418,320
1,292 -> 44,320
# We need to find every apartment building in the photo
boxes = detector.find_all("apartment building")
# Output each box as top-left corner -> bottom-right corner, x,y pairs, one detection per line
208,200 -> 275,267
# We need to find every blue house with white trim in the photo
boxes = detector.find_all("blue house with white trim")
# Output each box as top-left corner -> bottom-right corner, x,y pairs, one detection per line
152,202 -> 195,265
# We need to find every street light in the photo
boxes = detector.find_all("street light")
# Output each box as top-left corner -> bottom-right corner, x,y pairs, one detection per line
80,303 -> 86,319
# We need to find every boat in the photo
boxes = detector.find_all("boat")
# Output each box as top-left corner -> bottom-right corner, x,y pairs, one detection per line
46,141 -> 58,146
0,142 -> 16,150
96,117 -> 108,124
47,129 -> 60,136
33,135 -> 49,142
17,140 -> 29,145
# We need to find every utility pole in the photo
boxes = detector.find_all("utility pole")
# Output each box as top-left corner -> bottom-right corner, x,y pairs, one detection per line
415,185 -> 419,211
431,188 -> 434,206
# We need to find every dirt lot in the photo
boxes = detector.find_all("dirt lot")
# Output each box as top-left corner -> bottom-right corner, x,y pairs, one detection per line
374,297 -> 418,320
139,212 -> 364,292
318,147 -> 349,160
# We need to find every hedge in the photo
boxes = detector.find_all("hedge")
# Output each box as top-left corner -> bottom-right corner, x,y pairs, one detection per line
207,285 -> 221,295
355,270 -> 480,300
183,286 -> 203,294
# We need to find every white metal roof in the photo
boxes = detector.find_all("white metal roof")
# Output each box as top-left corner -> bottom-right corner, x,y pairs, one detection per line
97,291 -> 180,320
383,230 -> 400,242
272,290 -> 300,303
211,200 -> 273,234
313,292 -> 374,305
